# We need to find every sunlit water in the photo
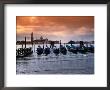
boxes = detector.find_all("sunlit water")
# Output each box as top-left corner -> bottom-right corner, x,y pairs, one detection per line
16,44 -> 94,74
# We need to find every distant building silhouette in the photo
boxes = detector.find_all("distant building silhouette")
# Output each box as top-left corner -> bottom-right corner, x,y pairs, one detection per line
34,36 -> 48,44
48,40 -> 59,44
33,36 -> 59,44
40,36 -> 43,40
16,32 -> 94,45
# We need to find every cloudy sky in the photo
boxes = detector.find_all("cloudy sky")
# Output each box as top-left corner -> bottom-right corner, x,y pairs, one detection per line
16,16 -> 94,43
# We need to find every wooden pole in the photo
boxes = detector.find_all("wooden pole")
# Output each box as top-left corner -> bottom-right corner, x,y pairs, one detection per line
25,36 -> 26,48
64,43 -> 65,47
22,44 -> 23,48
60,40 -> 61,47
43,42 -> 44,50
31,32 -> 33,47
34,43 -> 35,52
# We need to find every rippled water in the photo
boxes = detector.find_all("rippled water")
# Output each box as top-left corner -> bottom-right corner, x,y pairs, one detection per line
16,44 -> 94,74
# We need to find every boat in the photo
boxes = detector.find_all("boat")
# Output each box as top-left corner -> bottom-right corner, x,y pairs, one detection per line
36,45 -> 43,55
60,45 -> 67,55
44,45 -> 51,56
53,46 -> 60,56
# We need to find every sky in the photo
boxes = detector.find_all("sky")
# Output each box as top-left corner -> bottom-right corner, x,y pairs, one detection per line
16,16 -> 94,43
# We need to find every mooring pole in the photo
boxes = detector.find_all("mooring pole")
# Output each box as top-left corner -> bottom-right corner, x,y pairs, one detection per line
60,40 -> 61,48
22,44 -> 23,48
59,40 -> 61,54
43,42 -> 44,50
64,43 -> 65,47
34,43 -> 35,52
31,32 -> 33,48
25,36 -> 26,48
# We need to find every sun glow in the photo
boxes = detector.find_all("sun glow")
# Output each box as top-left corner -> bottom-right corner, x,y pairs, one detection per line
16,16 -> 94,41
30,16 -> 37,23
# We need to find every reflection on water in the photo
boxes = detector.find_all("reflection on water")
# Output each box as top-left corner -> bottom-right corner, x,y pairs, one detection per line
16,49 -> 94,74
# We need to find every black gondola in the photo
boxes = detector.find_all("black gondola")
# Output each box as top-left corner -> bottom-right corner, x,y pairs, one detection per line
70,48 -> 78,54
66,45 -> 78,54
36,46 -> 43,55
53,46 -> 60,56
77,46 -> 87,54
87,45 -> 94,53
16,47 -> 33,58
60,45 -> 67,55
44,45 -> 50,56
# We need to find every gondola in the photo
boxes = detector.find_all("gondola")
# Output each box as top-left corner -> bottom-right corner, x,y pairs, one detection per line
44,45 -> 50,56
53,46 -> 60,56
87,45 -> 94,53
60,45 -> 67,55
66,45 -> 78,54
36,46 -> 43,55
77,46 -> 87,54
16,47 -> 33,58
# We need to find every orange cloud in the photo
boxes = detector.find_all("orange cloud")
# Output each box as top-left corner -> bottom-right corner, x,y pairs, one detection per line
16,16 -> 94,42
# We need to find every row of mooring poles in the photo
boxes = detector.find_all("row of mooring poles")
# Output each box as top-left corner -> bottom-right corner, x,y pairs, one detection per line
20,32 -> 34,51
21,36 -> 63,52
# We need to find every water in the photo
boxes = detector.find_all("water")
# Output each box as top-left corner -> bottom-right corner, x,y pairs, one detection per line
16,44 -> 94,74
